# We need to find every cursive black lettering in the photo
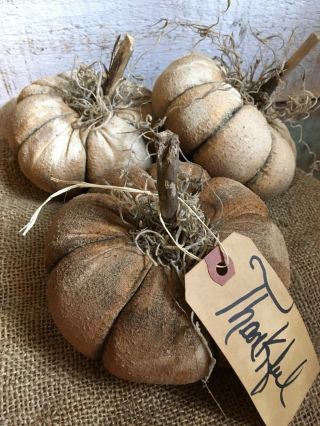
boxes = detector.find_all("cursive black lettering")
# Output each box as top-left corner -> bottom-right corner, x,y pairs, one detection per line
215,255 -> 293,318
249,256 -> 293,314
278,360 -> 307,407
214,254 -> 307,407
254,323 -> 289,369
224,293 -> 268,345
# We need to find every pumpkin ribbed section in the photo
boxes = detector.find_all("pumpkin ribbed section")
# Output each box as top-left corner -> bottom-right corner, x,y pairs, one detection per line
7,73 -> 151,193
152,54 -> 296,199
45,165 -> 290,385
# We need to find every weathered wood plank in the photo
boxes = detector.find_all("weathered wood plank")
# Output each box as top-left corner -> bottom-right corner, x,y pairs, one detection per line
0,0 -> 319,105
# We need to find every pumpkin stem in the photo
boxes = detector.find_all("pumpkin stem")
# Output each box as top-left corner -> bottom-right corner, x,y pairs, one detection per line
157,130 -> 179,221
156,131 -> 180,222
254,32 -> 320,105
103,34 -> 134,97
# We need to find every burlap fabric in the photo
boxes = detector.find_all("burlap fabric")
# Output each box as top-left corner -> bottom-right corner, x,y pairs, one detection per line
0,137 -> 319,426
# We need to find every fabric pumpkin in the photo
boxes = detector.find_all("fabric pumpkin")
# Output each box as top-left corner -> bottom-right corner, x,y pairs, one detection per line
2,36 -> 152,193
152,54 -> 296,200
44,162 -> 290,385
2,72 -> 151,193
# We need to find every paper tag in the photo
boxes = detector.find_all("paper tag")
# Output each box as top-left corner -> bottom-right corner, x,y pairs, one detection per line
185,232 -> 319,426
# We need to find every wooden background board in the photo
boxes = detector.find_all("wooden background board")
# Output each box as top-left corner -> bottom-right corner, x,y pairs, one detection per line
0,0 -> 319,175
1,0 -> 320,105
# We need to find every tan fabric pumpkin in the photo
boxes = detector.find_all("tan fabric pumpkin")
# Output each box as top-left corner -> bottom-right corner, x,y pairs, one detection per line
152,54 -> 296,200
44,162 -> 290,385
1,36 -> 152,193
2,71 -> 151,193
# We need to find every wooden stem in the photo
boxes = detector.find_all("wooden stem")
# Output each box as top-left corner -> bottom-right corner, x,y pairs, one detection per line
257,32 -> 320,99
103,34 -> 134,96
156,131 -> 180,221
283,32 -> 320,78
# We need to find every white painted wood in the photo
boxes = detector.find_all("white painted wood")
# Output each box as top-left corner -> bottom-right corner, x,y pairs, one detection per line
0,0 -> 319,105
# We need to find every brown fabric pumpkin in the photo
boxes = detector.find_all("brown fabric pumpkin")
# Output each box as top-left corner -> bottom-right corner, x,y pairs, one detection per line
152,54 -> 296,200
44,162 -> 290,385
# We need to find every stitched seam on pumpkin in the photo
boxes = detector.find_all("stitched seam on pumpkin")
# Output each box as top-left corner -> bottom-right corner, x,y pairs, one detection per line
46,235 -> 130,271
98,260 -> 154,361
65,126 -> 76,158
31,79 -> 69,91
18,76 -> 72,101
83,130 -> 91,183
218,214 -> 270,227
190,104 -> 243,157
48,239 -> 150,361
245,132 -> 276,186
17,90 -> 64,103
29,121 -> 75,168
163,81 -> 221,116
17,112 -> 76,153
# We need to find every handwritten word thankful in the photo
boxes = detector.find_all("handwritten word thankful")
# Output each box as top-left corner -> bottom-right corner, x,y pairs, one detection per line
215,255 -> 308,407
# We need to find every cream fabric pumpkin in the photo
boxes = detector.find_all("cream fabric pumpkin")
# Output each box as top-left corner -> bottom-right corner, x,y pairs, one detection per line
3,71 -> 151,193
152,54 -> 296,200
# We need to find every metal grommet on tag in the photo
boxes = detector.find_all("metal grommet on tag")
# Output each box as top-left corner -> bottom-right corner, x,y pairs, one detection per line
204,245 -> 235,286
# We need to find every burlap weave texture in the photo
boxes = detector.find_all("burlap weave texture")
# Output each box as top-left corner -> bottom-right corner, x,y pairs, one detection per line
0,139 -> 319,425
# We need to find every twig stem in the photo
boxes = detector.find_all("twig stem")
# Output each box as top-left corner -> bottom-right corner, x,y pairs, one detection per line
258,32 -> 320,99
103,34 -> 134,97
156,131 -> 179,221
